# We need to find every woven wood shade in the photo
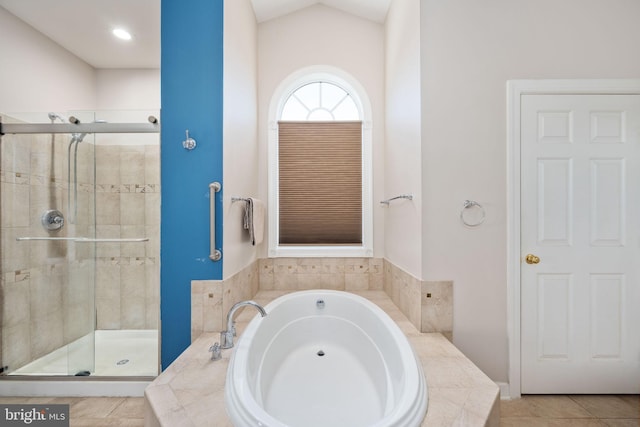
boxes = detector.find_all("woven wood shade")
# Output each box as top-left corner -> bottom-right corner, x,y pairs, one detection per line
278,121 -> 362,244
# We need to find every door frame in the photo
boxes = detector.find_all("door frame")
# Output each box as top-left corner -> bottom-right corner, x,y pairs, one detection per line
506,79 -> 640,399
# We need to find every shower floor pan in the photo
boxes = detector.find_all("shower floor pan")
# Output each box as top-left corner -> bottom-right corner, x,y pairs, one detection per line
9,329 -> 158,377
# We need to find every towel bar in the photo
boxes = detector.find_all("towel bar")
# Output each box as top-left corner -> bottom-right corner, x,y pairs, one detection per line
380,194 -> 413,206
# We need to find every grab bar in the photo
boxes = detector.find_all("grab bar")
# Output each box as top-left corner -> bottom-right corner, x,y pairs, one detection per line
17,237 -> 148,242
209,182 -> 222,261
380,194 -> 413,206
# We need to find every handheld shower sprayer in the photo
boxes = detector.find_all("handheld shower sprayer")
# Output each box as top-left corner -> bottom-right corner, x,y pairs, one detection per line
67,118 -> 106,223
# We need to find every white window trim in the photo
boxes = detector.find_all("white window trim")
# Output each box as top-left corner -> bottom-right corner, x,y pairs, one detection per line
268,66 -> 373,258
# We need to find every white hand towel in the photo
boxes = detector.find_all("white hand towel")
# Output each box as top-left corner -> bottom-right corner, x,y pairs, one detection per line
243,198 -> 265,246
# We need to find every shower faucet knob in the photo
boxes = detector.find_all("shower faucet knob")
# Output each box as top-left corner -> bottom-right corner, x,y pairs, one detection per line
41,210 -> 64,231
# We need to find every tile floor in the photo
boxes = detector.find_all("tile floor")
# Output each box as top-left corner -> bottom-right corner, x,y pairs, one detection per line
501,395 -> 639,426
0,396 -> 144,426
0,394 -> 637,426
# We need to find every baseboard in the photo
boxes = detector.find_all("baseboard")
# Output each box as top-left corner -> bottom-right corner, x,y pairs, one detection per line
497,382 -> 511,400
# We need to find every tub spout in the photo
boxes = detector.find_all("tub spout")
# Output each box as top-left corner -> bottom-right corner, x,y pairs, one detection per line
220,300 -> 267,349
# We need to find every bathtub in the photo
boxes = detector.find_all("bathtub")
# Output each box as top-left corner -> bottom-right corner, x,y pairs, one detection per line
225,290 -> 428,427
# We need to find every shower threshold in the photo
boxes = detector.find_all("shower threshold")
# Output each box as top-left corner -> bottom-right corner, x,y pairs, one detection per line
8,329 -> 158,377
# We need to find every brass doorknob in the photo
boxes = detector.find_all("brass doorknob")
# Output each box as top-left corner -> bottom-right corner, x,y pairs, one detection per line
525,254 -> 540,264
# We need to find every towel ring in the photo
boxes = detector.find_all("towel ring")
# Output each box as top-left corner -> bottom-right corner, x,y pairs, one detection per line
460,200 -> 485,227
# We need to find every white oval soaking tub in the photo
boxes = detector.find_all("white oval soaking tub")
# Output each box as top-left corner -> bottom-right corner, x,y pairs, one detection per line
225,290 -> 428,427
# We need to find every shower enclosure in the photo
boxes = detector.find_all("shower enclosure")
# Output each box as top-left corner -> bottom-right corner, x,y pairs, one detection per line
0,110 -> 160,380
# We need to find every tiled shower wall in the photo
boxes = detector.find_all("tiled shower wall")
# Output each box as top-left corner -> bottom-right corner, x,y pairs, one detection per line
94,144 -> 160,330
0,120 -> 95,372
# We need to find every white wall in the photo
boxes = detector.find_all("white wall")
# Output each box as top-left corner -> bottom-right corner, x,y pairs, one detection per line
420,0 -> 640,383
0,6 -> 96,114
384,0 -> 422,277
0,7 -> 160,118
222,0 -> 259,278
93,69 -> 160,147
96,69 -> 160,111
257,4 -> 386,258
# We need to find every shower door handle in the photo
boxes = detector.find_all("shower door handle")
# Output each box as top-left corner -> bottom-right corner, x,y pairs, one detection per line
209,182 -> 222,261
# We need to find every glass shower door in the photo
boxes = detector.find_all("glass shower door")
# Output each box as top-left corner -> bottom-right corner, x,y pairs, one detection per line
0,112 -> 96,376
64,122 -> 97,375
1,110 -> 159,379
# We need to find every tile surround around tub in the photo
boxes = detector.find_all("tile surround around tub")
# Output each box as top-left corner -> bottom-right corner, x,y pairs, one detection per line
383,260 -> 453,337
191,262 -> 259,341
258,257 -> 384,291
156,291 -> 497,427
191,257 -> 453,340
421,280 -> 454,338
191,258 -> 383,340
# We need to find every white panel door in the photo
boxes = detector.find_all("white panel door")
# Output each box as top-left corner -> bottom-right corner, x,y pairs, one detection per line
521,94 -> 640,393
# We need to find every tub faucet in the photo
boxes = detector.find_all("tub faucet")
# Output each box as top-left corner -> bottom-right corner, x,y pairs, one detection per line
220,300 -> 267,349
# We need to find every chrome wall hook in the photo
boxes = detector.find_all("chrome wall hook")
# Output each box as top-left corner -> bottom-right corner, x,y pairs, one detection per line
183,129 -> 196,150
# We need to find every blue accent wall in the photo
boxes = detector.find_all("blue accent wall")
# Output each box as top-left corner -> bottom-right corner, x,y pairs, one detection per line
160,0 -> 224,369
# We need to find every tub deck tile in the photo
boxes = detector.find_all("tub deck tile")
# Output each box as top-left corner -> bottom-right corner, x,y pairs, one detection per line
145,291 -> 499,426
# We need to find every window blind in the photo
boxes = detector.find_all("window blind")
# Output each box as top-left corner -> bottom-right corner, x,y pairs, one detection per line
278,121 -> 362,245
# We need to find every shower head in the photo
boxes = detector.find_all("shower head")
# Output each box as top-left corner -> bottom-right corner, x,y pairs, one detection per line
48,112 -> 65,123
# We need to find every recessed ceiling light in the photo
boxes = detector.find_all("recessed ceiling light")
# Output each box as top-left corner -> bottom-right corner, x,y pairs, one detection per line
113,28 -> 132,41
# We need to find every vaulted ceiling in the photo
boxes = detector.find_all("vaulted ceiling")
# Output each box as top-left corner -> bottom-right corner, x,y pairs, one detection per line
251,0 -> 391,23
0,0 -> 391,69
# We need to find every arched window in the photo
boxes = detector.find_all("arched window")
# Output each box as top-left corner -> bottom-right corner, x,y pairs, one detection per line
280,81 -> 360,121
268,68 -> 373,257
